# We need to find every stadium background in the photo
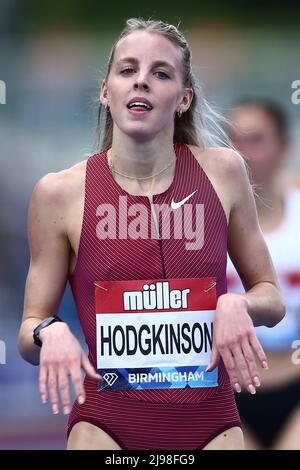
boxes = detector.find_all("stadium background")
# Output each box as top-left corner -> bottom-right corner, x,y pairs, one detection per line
0,0 -> 299,449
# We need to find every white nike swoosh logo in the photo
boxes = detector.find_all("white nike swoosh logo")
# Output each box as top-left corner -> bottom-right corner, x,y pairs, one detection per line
171,190 -> 197,209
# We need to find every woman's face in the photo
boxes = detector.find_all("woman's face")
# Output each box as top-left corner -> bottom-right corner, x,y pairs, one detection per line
228,105 -> 286,184
101,30 -> 192,142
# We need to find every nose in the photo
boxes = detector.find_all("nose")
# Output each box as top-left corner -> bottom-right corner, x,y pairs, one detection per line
133,74 -> 150,91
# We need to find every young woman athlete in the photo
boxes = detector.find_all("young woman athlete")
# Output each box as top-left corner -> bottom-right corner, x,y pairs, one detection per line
18,19 -> 285,450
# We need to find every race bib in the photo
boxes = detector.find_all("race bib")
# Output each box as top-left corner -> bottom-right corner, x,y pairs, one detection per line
95,277 -> 218,391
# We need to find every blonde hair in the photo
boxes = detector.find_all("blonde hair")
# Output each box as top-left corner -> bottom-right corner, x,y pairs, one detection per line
95,17 -> 232,152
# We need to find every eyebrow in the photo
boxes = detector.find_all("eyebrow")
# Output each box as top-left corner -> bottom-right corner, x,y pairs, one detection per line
116,57 -> 176,72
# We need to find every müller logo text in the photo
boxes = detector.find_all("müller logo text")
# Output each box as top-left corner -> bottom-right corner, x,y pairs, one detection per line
123,281 -> 191,311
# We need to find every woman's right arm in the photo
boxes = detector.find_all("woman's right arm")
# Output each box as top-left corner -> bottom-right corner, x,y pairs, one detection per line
18,172 -> 100,414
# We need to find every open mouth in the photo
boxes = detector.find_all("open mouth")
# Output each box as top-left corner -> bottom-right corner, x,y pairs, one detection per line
127,101 -> 153,112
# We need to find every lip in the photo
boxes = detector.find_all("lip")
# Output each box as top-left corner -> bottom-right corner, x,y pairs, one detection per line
127,96 -> 153,109
127,107 -> 151,116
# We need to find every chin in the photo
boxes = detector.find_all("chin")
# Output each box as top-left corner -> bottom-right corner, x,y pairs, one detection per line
122,126 -> 157,142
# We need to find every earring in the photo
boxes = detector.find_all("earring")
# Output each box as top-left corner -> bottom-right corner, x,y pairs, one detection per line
177,109 -> 182,118
105,103 -> 110,112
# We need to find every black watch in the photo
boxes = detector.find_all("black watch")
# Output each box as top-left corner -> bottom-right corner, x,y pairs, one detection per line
33,316 -> 63,347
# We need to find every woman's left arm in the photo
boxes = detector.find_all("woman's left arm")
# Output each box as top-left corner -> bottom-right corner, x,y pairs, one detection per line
206,149 -> 285,393
226,151 -> 285,327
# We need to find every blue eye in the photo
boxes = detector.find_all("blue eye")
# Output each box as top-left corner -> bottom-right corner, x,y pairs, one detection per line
120,67 -> 135,75
120,68 -> 169,79
155,71 -> 169,79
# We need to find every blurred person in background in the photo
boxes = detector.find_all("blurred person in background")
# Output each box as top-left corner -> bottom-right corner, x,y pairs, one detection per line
18,19 -> 284,450
227,98 -> 300,450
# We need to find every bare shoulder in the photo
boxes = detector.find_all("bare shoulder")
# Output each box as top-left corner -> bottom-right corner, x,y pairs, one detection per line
28,159 -> 87,241
187,145 -> 247,181
32,159 -> 87,208
186,145 -> 250,221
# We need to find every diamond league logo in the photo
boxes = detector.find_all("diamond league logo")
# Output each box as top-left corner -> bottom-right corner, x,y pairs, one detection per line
103,372 -> 118,386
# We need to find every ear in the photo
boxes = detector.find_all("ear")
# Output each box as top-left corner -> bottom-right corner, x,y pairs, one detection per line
100,79 -> 109,107
180,87 -> 194,113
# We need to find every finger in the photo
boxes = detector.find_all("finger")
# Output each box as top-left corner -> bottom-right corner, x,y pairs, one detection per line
218,346 -> 241,393
39,363 -> 48,403
249,332 -> 268,370
81,354 -> 102,381
241,339 -> 261,387
69,361 -> 85,405
206,338 -> 220,372
231,344 -> 256,394
58,366 -> 71,415
48,365 -> 59,414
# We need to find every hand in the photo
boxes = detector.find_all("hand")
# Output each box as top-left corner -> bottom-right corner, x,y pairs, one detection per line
206,293 -> 269,394
39,322 -> 101,414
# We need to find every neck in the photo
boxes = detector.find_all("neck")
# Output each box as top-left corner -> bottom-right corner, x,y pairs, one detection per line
109,132 -> 176,179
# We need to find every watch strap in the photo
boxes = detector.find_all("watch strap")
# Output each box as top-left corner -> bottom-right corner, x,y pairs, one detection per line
33,316 -> 63,347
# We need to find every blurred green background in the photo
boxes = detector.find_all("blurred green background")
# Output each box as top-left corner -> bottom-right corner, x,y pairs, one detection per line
20,0 -> 300,31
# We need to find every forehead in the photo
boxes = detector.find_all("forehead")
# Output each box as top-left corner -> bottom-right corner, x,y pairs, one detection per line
114,30 -> 183,69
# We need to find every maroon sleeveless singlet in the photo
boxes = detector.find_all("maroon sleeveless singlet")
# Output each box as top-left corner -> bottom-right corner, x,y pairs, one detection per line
67,141 -> 240,449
